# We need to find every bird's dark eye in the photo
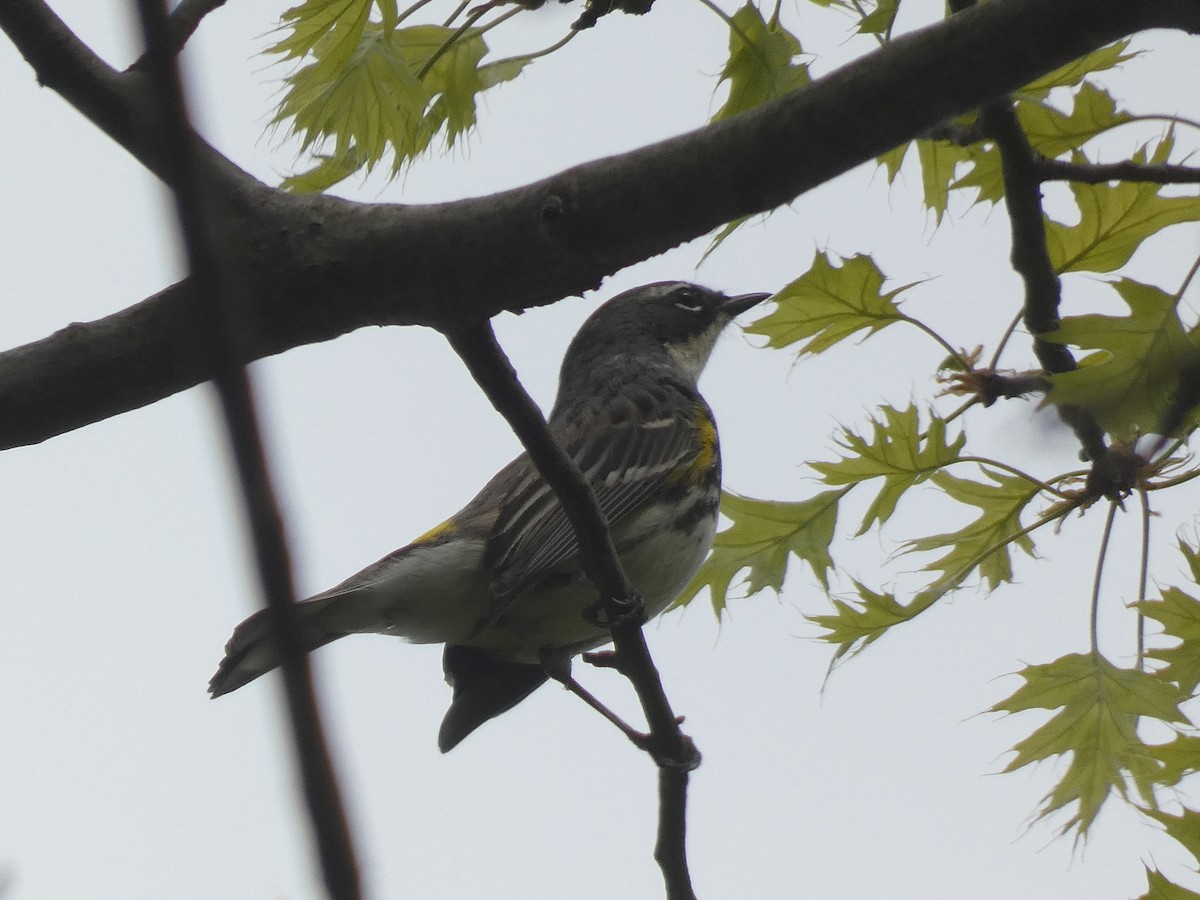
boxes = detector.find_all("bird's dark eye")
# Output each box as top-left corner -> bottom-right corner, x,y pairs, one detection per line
673,286 -> 703,313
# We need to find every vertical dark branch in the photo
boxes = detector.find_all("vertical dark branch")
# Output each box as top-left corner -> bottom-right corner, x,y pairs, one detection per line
950,0 -> 1107,461
978,100 -> 1107,461
446,322 -> 698,900
130,4 -> 362,900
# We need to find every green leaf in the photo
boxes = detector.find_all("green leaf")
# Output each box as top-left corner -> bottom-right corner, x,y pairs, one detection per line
1139,869 -> 1200,900
1150,733 -> 1200,788
280,146 -> 366,194
1016,82 -> 1132,159
805,0 -> 898,36
1018,40 -> 1136,98
676,489 -> 844,613
857,0 -> 900,36
876,142 -> 909,184
700,214 -> 761,264
1045,278 -> 1198,438
916,139 -> 975,223
949,144 -> 1005,209
808,581 -> 937,660
273,23 -> 529,183
992,652 -> 1184,834
378,0 -> 397,31
271,0 -> 374,67
904,469 -> 1041,597
274,25 -> 431,164
422,40 -> 530,151
810,406 -> 965,534
1139,585 -> 1200,695
744,252 -> 913,356
1138,868 -> 1200,900
1045,136 -> 1200,275
1179,535 -> 1200,584
712,3 -> 809,122
1145,808 -> 1200,868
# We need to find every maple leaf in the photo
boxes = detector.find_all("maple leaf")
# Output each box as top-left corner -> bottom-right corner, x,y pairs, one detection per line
916,139 -> 976,223
810,406 -> 965,534
1017,40 -> 1136,98
712,3 -> 809,122
271,0 -> 374,69
992,652 -> 1184,835
905,469 -> 1042,598
1151,732 -> 1200,788
808,581 -> 937,661
281,145 -> 368,194
676,489 -> 844,613
1017,82 -> 1132,159
273,20 -> 528,183
857,0 -> 899,35
950,83 -> 1130,211
1144,809 -> 1200,871
1045,135 -> 1200,274
950,144 -> 1005,210
1044,278 -> 1199,438
1137,868 -> 1200,900
744,253 -> 915,356
1139,581 -> 1200,695
878,135 -> 983,222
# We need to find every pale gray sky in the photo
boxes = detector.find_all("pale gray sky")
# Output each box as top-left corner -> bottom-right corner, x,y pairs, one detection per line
3,3 -> 1200,898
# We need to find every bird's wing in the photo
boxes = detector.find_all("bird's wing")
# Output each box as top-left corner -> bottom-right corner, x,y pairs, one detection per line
481,384 -> 713,619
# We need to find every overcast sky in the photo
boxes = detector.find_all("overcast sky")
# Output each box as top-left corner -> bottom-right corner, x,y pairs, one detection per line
3,2 -> 1200,899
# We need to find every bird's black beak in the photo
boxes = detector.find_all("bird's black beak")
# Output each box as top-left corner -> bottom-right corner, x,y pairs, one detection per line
721,291 -> 772,318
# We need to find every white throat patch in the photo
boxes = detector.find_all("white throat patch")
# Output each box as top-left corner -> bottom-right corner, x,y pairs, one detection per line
665,323 -> 723,385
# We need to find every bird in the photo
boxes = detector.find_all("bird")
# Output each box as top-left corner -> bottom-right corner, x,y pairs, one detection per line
209,281 -> 769,751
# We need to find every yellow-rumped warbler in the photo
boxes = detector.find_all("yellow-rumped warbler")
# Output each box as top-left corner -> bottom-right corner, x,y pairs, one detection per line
209,281 -> 769,750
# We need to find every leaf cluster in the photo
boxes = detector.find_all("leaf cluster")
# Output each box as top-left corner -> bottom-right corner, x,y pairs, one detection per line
269,0 -> 539,191
255,0 -> 1200,892
665,4 -> 1200,893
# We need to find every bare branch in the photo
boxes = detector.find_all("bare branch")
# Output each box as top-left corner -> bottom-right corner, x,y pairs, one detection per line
163,0 -> 228,52
978,98 -> 1108,461
2,0 -> 1197,451
446,323 -> 697,898
1035,157 -> 1200,184
130,0 -> 230,65
131,2 -> 361,898
0,0 -> 256,184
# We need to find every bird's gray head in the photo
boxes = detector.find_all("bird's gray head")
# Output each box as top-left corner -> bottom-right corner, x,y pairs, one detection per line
560,281 -> 771,386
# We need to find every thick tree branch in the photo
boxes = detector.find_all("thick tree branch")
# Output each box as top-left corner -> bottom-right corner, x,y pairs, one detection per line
132,3 -> 361,898
446,323 -> 697,899
3,0 -> 1199,451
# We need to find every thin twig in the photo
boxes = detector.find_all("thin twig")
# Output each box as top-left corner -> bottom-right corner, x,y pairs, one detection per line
1090,501 -> 1120,656
1034,157 -> 1200,185
417,6 -> 522,80
987,310 -> 1023,370
1136,490 -> 1151,667
445,321 -> 697,900
130,3 -> 361,899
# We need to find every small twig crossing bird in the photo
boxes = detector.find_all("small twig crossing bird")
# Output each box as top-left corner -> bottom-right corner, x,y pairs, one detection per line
209,281 -> 769,751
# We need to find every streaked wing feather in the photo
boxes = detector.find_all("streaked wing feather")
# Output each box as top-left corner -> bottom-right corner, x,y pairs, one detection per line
486,402 -> 701,605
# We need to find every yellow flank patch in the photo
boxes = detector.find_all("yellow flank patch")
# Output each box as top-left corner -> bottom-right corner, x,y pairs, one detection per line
411,518 -> 456,545
685,408 -> 718,478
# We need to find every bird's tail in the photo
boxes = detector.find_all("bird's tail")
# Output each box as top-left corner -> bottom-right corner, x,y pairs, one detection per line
208,598 -> 345,697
